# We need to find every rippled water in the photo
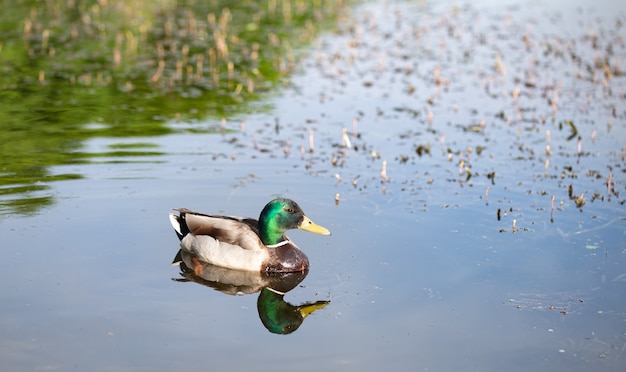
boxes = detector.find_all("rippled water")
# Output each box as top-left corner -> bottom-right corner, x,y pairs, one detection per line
2,0 -> 625,371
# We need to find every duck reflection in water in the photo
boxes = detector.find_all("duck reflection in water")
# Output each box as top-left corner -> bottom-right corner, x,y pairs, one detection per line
172,250 -> 329,334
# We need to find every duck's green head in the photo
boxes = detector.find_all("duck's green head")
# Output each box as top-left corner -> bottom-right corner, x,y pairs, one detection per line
258,198 -> 331,245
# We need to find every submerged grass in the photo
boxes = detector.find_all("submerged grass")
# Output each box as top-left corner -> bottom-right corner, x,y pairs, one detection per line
1,0 -> 348,123
0,0 -> 349,216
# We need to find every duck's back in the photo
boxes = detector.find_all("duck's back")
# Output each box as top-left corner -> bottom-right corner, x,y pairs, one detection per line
171,208 -> 264,250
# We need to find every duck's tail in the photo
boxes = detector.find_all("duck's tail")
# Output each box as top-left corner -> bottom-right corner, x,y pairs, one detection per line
169,210 -> 190,241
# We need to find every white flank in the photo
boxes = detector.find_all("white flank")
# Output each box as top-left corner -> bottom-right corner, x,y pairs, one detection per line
181,235 -> 267,272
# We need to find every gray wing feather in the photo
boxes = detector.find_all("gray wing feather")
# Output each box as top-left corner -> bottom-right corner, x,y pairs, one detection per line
174,209 -> 264,250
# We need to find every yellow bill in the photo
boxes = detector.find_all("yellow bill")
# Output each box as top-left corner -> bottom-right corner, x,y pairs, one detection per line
298,215 -> 331,235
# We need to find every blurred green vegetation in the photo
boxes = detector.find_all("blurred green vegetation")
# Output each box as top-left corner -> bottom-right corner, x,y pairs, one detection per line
0,0 -> 348,215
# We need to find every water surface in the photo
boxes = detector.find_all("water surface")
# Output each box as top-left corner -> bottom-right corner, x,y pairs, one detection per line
1,0 -> 625,371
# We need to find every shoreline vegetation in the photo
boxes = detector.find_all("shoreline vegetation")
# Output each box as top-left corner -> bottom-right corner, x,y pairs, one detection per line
0,0 -> 348,214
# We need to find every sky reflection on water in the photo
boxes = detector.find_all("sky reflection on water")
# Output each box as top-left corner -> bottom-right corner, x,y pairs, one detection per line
1,0 -> 625,371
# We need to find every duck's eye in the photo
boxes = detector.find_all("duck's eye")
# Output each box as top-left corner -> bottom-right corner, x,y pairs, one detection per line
284,207 -> 295,214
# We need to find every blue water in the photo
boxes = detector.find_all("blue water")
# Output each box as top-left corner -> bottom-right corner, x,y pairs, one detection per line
2,0 -> 625,371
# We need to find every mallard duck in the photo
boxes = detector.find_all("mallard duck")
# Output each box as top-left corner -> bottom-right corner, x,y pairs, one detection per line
169,198 -> 331,273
